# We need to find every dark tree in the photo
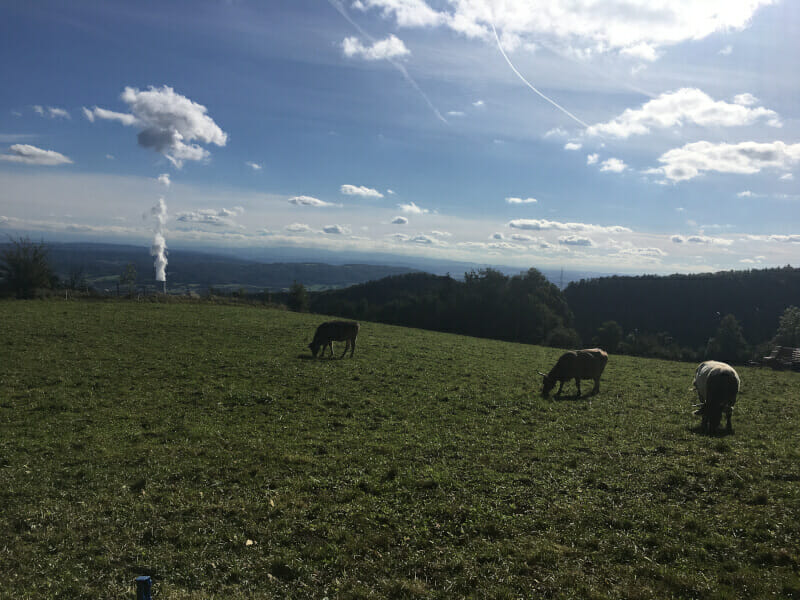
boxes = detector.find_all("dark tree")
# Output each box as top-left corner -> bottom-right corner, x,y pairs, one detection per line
706,314 -> 750,364
593,320 -> 623,353
0,237 -> 55,298
773,306 -> 800,347
287,281 -> 309,312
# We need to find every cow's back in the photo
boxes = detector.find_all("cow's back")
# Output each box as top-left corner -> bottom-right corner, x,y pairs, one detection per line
576,348 -> 608,377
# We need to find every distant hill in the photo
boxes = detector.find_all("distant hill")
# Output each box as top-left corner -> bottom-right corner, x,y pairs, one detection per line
39,242 -> 418,292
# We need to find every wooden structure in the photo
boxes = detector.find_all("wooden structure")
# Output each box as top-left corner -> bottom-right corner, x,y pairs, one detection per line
761,346 -> 800,371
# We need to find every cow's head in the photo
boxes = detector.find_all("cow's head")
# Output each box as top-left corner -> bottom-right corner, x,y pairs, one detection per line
308,341 -> 321,357
539,371 -> 555,397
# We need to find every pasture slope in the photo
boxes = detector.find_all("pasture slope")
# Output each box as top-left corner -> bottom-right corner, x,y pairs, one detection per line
1,300 -> 799,599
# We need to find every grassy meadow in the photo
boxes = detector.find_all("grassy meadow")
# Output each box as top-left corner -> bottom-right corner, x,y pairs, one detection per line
1,299 -> 799,599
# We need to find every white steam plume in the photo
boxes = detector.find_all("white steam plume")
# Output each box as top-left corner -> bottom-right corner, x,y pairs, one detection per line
150,198 -> 168,282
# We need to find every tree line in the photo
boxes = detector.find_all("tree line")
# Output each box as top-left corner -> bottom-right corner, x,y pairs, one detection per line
3,236 -> 798,363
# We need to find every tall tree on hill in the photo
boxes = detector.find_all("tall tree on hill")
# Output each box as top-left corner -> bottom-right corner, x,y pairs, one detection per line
287,281 -> 309,312
0,237 -> 56,299
706,314 -> 750,364
773,306 -> 800,347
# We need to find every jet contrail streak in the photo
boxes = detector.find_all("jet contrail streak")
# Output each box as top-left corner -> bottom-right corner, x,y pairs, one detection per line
491,23 -> 591,129
327,0 -> 448,124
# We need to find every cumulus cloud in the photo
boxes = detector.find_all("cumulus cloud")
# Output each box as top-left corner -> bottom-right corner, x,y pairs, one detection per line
289,195 -> 337,207
176,207 -> 244,228
342,35 -> 410,60
157,173 -> 171,187
508,219 -> 631,234
391,216 -> 409,224
84,86 -> 227,168
586,153 -> 599,165
647,141 -> 800,182
719,45 -> 733,56
431,230 -> 452,238
599,158 -> 627,173
564,142 -> 582,151
352,0 -> 445,27
0,144 -> 73,166
245,161 -> 262,170
399,201 -> 429,214
366,0 -> 773,61
323,224 -> 351,235
34,105 -> 70,119
506,196 -> 537,204
341,184 -> 384,198
559,235 -> 594,247
286,223 -> 313,233
745,234 -> 800,243
671,234 -> 734,246
586,88 -> 781,138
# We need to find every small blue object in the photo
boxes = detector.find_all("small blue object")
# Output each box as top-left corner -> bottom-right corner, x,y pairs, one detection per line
136,576 -> 152,600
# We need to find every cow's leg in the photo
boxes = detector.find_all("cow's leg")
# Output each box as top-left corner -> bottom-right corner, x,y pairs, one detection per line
725,407 -> 733,433
575,378 -> 582,397
350,337 -> 356,357
340,340 -> 349,358
326,342 -> 334,357
555,380 -> 564,396
591,377 -> 601,395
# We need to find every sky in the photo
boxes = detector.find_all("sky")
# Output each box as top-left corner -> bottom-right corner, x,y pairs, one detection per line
1,0 -> 799,276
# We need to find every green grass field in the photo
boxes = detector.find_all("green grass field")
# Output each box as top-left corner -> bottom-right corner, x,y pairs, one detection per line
1,300 -> 799,599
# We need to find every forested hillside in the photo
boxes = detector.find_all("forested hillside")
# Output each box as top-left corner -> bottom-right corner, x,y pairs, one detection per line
565,266 -> 800,351
308,268 -> 579,347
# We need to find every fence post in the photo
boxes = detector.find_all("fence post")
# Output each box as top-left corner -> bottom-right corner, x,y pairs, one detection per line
135,576 -> 152,600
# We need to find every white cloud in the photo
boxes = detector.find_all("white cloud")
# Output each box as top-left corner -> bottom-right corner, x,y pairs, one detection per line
399,201 -> 429,214
34,106 -> 70,119
564,142 -> 582,151
586,153 -> 599,165
377,0 -> 775,61
341,184 -> 384,198
615,247 -> 667,258
431,230 -> 452,238
289,195 -> 337,207
245,161 -> 262,171
105,154 -> 115,160
780,173 -> 794,181
323,224 -> 351,235
508,219 -> 631,233
648,141 -> 800,182
670,234 -> 734,246
157,173 -> 171,187
0,144 -> 73,166
176,207 -> 244,228
447,110 -> 466,117
386,188 -> 396,194
559,235 -> 594,247
85,86 -> 227,168
342,34 -> 410,60
737,190 -> 757,198
352,0 -> 445,27
599,158 -> 627,173
745,234 -> 800,243
286,223 -> 313,233
586,88 -> 781,138
505,196 -> 537,204
473,100 -> 485,107
391,216 -> 408,224
719,45 -> 733,56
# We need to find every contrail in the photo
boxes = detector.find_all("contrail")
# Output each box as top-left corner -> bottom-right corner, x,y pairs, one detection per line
327,0 -> 448,124
491,22 -> 591,129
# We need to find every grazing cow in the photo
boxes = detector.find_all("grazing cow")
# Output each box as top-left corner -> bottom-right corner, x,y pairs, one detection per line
308,320 -> 360,358
538,348 -> 608,398
692,360 -> 740,434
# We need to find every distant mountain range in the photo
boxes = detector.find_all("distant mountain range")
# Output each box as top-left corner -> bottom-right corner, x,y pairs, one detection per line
39,242 -> 607,292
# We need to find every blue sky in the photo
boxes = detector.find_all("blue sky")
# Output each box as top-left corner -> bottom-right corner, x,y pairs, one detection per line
1,0 -> 799,274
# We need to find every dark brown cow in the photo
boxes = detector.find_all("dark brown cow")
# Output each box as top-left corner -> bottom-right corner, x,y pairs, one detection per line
308,321 -> 360,358
539,348 -> 608,398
